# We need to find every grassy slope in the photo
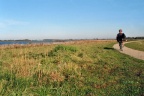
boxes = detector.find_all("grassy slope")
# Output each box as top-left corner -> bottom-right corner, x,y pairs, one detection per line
125,40 -> 144,51
0,40 -> 144,96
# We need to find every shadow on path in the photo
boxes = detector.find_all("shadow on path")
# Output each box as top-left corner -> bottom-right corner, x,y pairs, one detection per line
104,47 -> 115,50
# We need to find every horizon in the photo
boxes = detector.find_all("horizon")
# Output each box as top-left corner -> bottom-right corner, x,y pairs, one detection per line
0,0 -> 144,39
0,35 -> 143,40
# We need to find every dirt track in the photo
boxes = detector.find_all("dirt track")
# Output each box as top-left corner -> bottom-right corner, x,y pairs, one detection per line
113,42 -> 144,60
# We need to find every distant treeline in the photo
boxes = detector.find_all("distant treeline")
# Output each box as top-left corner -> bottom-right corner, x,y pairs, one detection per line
0,37 -> 143,42
127,37 -> 144,39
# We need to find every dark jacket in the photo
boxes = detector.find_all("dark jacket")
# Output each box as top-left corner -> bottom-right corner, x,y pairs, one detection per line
116,33 -> 126,42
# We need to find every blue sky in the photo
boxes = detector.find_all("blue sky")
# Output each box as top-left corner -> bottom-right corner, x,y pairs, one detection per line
0,0 -> 144,40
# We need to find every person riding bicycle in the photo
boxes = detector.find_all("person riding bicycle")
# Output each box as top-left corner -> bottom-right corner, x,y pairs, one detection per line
116,29 -> 126,51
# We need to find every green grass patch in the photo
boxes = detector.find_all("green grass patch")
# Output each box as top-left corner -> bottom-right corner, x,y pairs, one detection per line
125,40 -> 144,51
0,40 -> 144,95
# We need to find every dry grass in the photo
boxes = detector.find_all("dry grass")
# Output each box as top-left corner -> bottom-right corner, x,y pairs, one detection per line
0,40 -> 143,96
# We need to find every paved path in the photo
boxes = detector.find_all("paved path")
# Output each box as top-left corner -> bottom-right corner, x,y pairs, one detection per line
113,42 -> 144,60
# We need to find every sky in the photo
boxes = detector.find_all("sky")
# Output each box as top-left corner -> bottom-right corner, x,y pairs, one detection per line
0,0 -> 144,40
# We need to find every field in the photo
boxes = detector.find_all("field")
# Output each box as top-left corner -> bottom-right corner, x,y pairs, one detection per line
125,40 -> 144,51
0,40 -> 144,96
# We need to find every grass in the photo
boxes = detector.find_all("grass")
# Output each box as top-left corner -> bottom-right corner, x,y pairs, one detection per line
0,40 -> 144,96
125,40 -> 144,51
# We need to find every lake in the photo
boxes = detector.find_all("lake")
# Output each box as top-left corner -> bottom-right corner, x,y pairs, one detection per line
0,40 -> 53,45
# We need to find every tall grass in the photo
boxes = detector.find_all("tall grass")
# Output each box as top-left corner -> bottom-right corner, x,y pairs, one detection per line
0,40 -> 144,95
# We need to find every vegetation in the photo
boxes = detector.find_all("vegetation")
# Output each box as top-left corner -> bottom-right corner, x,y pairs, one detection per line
0,40 -> 144,96
125,40 -> 144,51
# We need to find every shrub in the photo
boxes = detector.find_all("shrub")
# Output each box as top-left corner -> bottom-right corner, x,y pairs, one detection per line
54,45 -> 78,52
48,45 -> 78,57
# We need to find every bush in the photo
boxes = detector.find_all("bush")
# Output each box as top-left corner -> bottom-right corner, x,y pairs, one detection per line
48,45 -> 78,57
54,45 -> 78,52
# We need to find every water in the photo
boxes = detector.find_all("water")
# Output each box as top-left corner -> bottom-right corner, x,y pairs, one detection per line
0,40 -> 53,45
